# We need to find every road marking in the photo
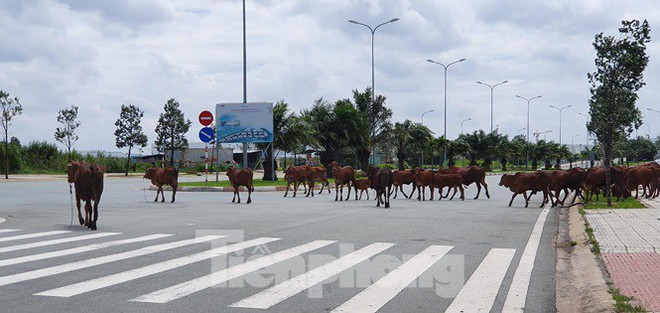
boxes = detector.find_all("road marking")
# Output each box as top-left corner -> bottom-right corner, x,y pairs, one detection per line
0,232 -> 120,254
445,248 -> 516,313
331,245 -> 453,313
0,229 -> 20,233
0,230 -> 71,243
36,237 -> 281,297
230,242 -> 396,309
0,235 -> 224,287
0,234 -> 173,267
502,207 -> 550,312
131,240 -> 336,304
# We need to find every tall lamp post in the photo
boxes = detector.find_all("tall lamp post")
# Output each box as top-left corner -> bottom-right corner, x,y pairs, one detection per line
427,58 -> 466,166
420,109 -> 434,165
516,95 -> 541,169
648,108 -> 660,137
460,117 -> 472,134
517,127 -> 526,136
549,104 -> 572,145
349,18 -> 399,164
476,80 -> 508,133
571,133 -> 580,146
578,113 -> 590,147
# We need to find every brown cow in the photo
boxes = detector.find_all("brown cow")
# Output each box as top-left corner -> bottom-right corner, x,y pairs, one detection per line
354,178 -> 371,200
330,161 -> 357,201
283,166 -> 308,197
227,167 -> 254,204
499,171 -> 550,208
366,165 -> 393,208
414,168 -> 434,201
432,173 -> 465,201
308,166 -> 331,195
392,169 -> 416,199
544,167 -> 586,206
624,163 -> 660,199
448,166 -> 490,199
582,166 -> 626,203
68,161 -> 104,230
226,167 -> 253,204
144,167 -> 179,203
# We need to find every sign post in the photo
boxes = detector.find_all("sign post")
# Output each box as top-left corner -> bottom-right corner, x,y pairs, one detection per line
199,111 -> 215,185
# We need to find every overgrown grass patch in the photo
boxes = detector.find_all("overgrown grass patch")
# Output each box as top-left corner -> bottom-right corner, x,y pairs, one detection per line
609,288 -> 647,312
578,207 -> 601,254
583,197 -> 647,210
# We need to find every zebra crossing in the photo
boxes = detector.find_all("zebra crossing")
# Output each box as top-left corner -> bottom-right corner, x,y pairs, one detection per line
0,225 -> 545,312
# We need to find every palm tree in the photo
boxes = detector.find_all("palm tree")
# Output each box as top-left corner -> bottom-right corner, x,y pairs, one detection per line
496,135 -> 515,171
392,120 -> 432,169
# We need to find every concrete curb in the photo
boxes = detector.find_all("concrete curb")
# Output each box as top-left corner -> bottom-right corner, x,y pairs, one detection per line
556,202 -> 613,313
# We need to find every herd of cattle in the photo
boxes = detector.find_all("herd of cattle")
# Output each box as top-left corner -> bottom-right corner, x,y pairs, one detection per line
66,160 -> 660,230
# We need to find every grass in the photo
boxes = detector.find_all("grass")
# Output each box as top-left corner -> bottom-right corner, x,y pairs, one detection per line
578,207 -> 601,254
179,178 -> 335,188
583,197 -> 647,210
609,288 -> 647,312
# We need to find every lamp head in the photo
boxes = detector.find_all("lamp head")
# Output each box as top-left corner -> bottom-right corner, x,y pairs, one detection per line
390,18 -> 400,23
348,20 -> 358,24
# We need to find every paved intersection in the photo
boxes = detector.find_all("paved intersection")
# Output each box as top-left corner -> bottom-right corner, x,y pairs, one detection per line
0,175 -> 558,312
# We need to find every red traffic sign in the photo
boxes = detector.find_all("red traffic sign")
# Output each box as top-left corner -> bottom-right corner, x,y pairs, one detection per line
199,110 -> 213,126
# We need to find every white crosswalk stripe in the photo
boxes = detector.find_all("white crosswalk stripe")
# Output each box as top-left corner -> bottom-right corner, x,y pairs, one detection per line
0,234 -> 173,267
0,230 -> 71,243
0,231 -> 541,311
130,240 -> 336,304
229,242 -> 396,309
0,232 -> 120,254
331,245 -> 453,313
445,248 -> 516,313
0,229 -> 21,234
0,235 -> 224,287
36,237 -> 281,297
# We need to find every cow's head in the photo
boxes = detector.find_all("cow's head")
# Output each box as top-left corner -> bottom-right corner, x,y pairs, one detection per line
499,174 -> 511,187
144,167 -> 155,179
67,161 -> 80,183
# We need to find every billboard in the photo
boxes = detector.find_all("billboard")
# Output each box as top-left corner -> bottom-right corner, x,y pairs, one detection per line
215,102 -> 274,143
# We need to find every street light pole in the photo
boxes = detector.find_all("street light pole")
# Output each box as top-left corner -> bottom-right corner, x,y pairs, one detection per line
242,0 -> 248,169
427,58 -> 466,166
572,133 -> 579,146
517,127 -> 526,136
549,104 -> 572,145
460,117 -> 472,134
477,80 -> 508,133
420,109 -> 434,166
349,18 -> 399,165
516,95 -> 541,169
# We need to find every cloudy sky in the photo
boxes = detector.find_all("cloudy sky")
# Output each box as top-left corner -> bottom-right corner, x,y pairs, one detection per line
1,0 -> 660,153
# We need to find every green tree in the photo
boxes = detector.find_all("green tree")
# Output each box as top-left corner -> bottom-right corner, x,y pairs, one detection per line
556,144 -> 571,169
350,87 -> 393,169
459,130 -> 488,166
496,135 -> 515,171
115,104 -> 148,176
392,120 -> 432,169
0,91 -> 22,179
54,105 -> 80,161
587,19 -> 650,206
258,100 -> 307,180
155,99 -> 192,167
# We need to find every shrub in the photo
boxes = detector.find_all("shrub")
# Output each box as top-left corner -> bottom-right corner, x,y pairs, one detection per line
377,163 -> 397,170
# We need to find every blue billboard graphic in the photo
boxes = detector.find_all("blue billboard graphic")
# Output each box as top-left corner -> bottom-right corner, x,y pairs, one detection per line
215,102 -> 274,143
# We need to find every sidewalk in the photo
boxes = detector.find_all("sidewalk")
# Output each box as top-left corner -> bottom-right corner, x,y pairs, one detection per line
584,198 -> 660,311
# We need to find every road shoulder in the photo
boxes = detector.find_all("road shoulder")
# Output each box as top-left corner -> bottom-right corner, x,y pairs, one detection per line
556,204 -> 613,313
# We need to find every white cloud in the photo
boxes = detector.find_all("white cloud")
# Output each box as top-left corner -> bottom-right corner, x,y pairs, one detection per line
1,0 -> 659,152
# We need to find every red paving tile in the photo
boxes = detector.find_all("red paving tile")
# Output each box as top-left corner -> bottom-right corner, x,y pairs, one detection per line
603,252 -> 660,311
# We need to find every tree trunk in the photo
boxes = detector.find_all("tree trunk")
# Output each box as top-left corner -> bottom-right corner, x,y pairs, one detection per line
170,128 -> 175,167
356,147 -> 371,170
4,127 -> 8,179
125,146 -> 132,176
500,158 -> 508,171
604,143 -> 613,207
262,144 -> 277,181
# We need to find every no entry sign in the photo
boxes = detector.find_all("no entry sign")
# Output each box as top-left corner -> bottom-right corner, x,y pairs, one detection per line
199,110 -> 213,126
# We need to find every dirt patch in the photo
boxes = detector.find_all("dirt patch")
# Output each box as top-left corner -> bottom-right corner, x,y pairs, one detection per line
556,204 -> 614,312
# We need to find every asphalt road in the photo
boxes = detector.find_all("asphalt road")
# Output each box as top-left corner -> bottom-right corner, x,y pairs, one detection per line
0,174 -> 558,313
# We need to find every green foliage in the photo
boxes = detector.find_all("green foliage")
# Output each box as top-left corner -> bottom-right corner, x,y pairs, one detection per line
587,19 -> 651,206
583,197 -> 646,209
115,104 -> 148,175
392,119 -> 432,169
155,98 -> 192,167
376,163 -> 397,170
1,90 -> 22,178
609,288 -> 648,312
0,141 -> 21,174
54,105 -> 80,160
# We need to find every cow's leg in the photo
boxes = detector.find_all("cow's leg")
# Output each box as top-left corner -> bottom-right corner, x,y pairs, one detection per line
474,183 -> 481,200
232,187 -> 237,203
430,186 -> 435,201
509,193 -> 518,207
449,187 -> 458,201
483,179 -> 491,199
292,181 -> 299,197
171,184 -> 177,203
459,186 -> 465,201
75,194 -> 85,225
523,191 -> 530,208
335,183 -> 340,201
407,184 -> 415,199
236,187 -> 241,203
85,200 -> 92,227
385,186 -> 391,208
376,190 -> 381,207
153,185 -> 160,202
246,184 -> 252,204
284,181 -> 291,197
91,194 -> 100,230
393,184 -> 398,199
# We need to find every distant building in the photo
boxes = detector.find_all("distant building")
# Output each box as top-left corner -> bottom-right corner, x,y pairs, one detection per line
162,142 -> 234,167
